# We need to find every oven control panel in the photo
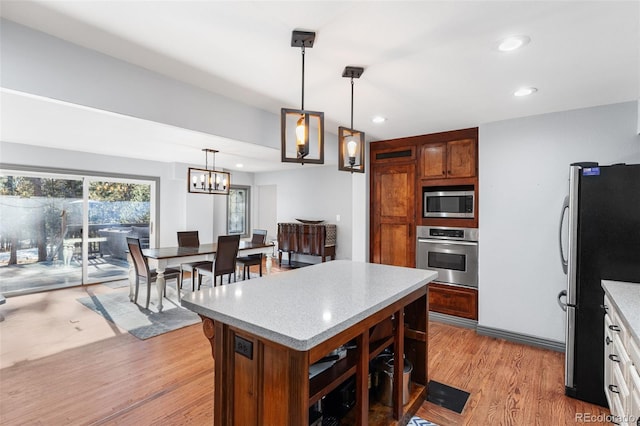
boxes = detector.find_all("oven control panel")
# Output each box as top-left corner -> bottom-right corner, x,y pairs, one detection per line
417,226 -> 478,242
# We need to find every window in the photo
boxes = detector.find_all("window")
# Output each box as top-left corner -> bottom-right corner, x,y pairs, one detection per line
227,186 -> 250,238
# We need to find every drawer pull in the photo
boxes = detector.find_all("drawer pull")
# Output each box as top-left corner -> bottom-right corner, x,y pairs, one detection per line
609,354 -> 620,363
605,336 -> 612,345
608,384 -> 619,394
609,325 -> 621,332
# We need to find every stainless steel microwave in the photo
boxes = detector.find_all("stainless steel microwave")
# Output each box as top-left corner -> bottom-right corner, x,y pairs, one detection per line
423,190 -> 474,218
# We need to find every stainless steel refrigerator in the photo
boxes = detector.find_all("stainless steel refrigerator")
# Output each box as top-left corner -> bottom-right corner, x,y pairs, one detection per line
558,162 -> 640,407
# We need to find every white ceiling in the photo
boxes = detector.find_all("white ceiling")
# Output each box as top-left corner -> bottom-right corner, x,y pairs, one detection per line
1,1 -> 638,172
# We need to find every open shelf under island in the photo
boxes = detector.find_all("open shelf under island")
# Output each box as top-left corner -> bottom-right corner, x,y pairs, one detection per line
181,260 -> 437,425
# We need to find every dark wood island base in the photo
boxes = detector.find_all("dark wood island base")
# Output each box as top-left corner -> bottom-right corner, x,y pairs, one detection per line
198,287 -> 429,425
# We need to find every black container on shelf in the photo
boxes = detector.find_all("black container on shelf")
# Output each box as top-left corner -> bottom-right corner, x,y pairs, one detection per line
322,377 -> 356,420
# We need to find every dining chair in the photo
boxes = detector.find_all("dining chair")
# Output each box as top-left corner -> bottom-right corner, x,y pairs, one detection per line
177,231 -> 210,291
127,237 -> 181,309
236,229 -> 268,280
195,234 -> 240,289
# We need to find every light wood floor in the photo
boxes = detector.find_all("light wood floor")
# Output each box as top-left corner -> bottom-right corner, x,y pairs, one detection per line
0,263 -> 610,425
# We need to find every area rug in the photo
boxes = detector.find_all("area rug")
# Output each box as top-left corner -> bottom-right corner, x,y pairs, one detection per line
426,380 -> 470,414
101,279 -> 129,289
408,416 -> 438,426
76,291 -> 200,340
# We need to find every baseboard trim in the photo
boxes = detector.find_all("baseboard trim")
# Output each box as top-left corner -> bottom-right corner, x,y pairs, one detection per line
476,325 -> 565,352
428,311 -> 478,329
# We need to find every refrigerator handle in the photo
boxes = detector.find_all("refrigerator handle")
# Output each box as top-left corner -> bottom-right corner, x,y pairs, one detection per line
557,290 -> 567,311
565,306 -> 576,388
559,195 -> 569,274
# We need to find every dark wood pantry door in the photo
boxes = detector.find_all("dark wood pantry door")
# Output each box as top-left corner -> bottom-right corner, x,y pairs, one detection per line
371,163 -> 415,267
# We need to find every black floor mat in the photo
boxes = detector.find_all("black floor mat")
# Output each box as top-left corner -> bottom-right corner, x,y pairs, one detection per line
426,380 -> 470,414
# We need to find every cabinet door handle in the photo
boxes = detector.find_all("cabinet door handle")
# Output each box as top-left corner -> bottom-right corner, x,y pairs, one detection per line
606,336 -> 612,345
600,303 -> 608,313
609,354 -> 620,363
608,384 -> 619,394
609,324 -> 621,332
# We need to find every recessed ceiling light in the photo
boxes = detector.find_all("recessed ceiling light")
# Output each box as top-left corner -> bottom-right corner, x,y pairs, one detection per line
498,35 -> 531,52
235,163 -> 244,168
372,116 -> 386,124
514,87 -> 538,97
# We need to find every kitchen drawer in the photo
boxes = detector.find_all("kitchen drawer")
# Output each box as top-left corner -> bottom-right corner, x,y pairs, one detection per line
428,283 -> 477,320
630,367 -> 640,425
629,337 -> 640,374
605,314 -> 614,408
604,294 -> 613,316
631,366 -> 640,399
613,334 -> 632,384
612,306 -> 629,347
612,361 -> 630,416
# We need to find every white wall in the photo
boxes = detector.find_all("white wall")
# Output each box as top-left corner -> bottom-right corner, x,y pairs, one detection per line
256,185 -> 278,240
0,19 -> 279,150
351,171 -> 368,262
479,101 -> 640,342
255,165 -> 354,261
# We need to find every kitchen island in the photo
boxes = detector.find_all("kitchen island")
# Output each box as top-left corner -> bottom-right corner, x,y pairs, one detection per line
181,260 -> 438,425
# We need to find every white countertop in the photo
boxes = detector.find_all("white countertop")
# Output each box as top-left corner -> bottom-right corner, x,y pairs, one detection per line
602,280 -> 640,344
181,260 -> 437,351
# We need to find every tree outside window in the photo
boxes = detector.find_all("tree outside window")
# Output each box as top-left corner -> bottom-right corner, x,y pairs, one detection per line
227,186 -> 249,238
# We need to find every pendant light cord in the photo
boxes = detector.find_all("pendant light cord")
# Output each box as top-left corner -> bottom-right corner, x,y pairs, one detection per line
350,77 -> 354,129
301,45 -> 305,110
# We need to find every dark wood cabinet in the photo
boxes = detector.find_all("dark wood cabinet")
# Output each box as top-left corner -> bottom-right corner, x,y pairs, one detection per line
420,138 -> 476,180
428,282 -> 478,320
420,142 -> 447,179
370,128 -> 480,320
370,153 -> 416,267
277,223 -> 336,265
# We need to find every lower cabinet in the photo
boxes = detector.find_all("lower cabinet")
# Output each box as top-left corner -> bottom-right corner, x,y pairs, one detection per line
428,282 -> 478,320
603,294 -> 640,425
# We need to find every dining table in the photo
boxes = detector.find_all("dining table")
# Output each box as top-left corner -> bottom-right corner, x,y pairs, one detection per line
137,240 -> 274,312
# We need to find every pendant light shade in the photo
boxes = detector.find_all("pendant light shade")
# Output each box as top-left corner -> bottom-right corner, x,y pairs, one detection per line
338,66 -> 365,173
281,30 -> 324,165
187,149 -> 230,195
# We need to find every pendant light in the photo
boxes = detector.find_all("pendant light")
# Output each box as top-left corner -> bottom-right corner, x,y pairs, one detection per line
187,149 -> 230,195
281,30 -> 324,165
338,66 -> 365,173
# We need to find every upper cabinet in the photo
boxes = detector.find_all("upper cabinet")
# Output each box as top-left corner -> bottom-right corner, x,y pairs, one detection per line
420,138 -> 476,180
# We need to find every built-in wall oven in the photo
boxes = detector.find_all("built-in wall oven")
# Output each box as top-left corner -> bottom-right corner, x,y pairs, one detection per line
416,226 -> 478,288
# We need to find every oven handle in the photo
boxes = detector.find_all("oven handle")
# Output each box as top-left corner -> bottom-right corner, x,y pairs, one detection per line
417,238 -> 478,246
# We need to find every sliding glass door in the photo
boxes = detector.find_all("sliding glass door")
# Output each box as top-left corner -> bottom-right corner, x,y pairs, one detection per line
86,178 -> 153,284
0,172 -> 83,294
0,170 -> 156,295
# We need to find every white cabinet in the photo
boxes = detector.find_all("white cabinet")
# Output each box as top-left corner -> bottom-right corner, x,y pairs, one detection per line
604,293 -> 640,426
630,366 -> 640,424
